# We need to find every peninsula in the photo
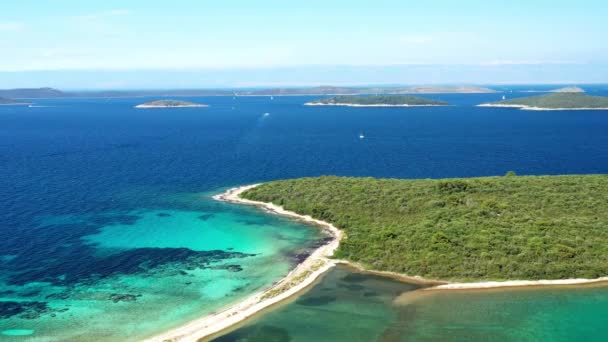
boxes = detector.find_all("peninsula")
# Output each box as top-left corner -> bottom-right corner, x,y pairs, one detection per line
0,97 -> 30,105
150,175 -> 608,341
305,95 -> 448,107
479,93 -> 608,110
134,99 -> 207,108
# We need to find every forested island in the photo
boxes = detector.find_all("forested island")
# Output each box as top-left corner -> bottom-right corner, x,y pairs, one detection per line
479,93 -> 608,110
134,99 -> 208,108
0,97 -> 30,105
305,95 -> 448,107
241,175 -> 608,281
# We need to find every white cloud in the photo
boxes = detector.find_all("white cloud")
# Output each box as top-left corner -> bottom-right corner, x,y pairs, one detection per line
0,22 -> 25,32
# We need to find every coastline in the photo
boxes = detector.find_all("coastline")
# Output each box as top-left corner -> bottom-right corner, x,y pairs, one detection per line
144,184 -> 342,342
477,103 -> 608,111
148,184 -> 608,341
304,103 -> 446,107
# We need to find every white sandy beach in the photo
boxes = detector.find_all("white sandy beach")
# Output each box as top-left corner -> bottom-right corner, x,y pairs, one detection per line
144,184 -> 342,342
428,277 -> 608,290
146,184 -> 608,341
477,103 -> 608,111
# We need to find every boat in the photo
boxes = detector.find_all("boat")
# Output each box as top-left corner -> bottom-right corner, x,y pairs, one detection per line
359,133 -> 365,139
263,112 -> 270,117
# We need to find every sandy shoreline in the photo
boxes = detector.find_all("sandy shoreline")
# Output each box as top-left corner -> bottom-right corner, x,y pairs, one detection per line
144,184 -> 342,342
305,103 -> 446,107
477,103 -> 608,111
147,184 -> 608,341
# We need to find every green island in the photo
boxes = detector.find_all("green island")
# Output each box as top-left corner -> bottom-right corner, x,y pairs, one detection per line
134,99 -> 208,108
0,97 -> 30,105
481,93 -> 608,110
305,95 -> 448,106
241,175 -> 608,282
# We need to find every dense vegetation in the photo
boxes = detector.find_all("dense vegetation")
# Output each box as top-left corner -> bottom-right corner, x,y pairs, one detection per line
242,175 -> 608,281
308,95 -> 448,106
495,93 -> 608,109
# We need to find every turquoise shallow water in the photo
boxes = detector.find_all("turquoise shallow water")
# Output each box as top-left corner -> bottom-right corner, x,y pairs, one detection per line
214,265 -> 608,342
0,197 -> 325,341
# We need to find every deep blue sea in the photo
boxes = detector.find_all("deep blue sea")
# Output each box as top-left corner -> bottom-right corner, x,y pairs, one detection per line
1,87 -> 608,340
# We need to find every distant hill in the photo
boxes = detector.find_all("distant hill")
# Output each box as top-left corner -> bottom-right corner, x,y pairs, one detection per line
0,85 -> 496,99
480,93 -> 608,110
134,99 -> 208,108
0,87 -> 65,99
306,95 -> 448,106
549,86 -> 585,93
243,85 -> 496,96
0,97 -> 30,105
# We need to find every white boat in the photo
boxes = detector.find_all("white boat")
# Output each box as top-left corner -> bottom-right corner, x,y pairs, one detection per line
270,96 -> 274,100
263,112 -> 270,117
359,133 -> 365,139
502,95 -> 506,100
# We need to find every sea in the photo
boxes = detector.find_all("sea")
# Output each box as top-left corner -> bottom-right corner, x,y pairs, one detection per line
1,86 -> 608,341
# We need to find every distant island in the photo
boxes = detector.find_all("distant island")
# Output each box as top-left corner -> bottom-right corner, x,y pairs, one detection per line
0,97 -> 30,106
520,86 -> 585,93
239,175 -> 608,282
305,95 -> 448,107
246,85 -> 496,96
479,93 -> 608,110
134,100 -> 208,108
0,85 -> 497,99
549,86 -> 585,93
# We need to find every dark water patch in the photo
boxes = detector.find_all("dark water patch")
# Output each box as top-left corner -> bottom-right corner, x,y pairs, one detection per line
0,291 -> 15,296
213,324 -> 292,342
17,289 -> 41,298
156,213 -> 171,217
296,295 -> 337,306
290,252 -> 310,264
88,214 -> 141,226
0,301 -> 56,320
109,293 -> 140,303
210,264 -> 243,272
198,214 -> 215,221
363,291 -> 379,297
8,248 -> 256,286
340,273 -> 369,283
338,283 -> 365,291
45,292 -> 70,300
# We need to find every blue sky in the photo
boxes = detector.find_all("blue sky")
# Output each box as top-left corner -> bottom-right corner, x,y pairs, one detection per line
1,0 -> 607,88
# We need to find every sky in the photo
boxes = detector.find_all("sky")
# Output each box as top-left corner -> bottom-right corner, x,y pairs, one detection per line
1,0 -> 607,88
